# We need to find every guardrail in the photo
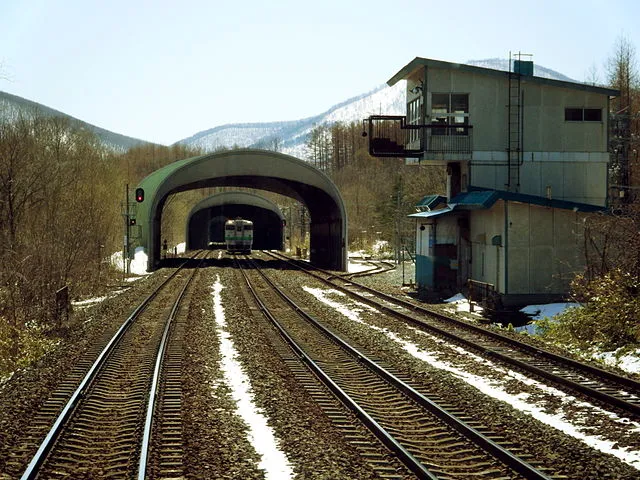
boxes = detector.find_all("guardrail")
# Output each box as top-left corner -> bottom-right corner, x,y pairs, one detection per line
364,115 -> 473,158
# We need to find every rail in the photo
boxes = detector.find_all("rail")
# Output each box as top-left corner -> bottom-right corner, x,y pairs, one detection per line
238,255 -> 550,479
264,250 -> 640,418
21,252 -> 201,480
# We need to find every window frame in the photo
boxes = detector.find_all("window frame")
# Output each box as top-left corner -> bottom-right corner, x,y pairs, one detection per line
564,107 -> 602,122
430,92 -> 469,136
407,97 -> 422,143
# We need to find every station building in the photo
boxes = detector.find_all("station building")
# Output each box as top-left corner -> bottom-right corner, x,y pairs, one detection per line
364,57 -> 619,307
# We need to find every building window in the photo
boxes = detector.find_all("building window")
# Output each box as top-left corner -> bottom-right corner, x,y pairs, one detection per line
431,93 -> 469,135
584,108 -> 602,121
565,107 -> 602,122
407,97 -> 422,143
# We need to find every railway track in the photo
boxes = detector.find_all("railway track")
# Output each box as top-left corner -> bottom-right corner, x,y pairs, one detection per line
236,255 -> 553,479
265,250 -> 640,420
344,258 -> 397,279
19,252 -> 206,479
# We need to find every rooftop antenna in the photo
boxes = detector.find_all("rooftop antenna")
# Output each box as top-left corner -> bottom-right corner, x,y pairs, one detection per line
509,51 -> 533,72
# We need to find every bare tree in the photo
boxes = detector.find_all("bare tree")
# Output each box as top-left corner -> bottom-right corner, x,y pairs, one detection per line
0,113 -> 123,371
584,62 -> 600,86
607,34 -> 640,203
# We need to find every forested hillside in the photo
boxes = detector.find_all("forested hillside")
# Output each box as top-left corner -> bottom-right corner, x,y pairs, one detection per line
0,91 -> 151,151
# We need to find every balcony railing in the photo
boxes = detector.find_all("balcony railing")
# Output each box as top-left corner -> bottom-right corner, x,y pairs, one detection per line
364,115 -> 473,158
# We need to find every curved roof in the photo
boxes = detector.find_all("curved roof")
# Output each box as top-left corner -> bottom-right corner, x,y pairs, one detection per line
186,191 -> 284,222
133,149 -> 347,271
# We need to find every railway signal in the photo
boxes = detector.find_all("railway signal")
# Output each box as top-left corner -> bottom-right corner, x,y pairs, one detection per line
135,188 -> 144,202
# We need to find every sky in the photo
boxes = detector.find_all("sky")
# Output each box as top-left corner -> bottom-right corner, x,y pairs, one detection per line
1,0 -> 639,145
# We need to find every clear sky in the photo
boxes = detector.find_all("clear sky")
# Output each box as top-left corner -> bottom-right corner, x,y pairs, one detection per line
1,0 -> 638,145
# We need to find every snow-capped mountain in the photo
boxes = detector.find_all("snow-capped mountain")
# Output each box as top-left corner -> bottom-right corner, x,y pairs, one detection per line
466,58 -> 576,82
176,58 -> 576,160
176,81 -> 406,159
1,59 -> 576,156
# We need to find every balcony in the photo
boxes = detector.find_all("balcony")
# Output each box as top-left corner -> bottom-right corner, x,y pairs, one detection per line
364,115 -> 473,159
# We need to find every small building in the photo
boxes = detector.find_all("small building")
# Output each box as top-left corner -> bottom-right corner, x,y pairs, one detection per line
410,187 -> 604,307
364,56 -> 618,307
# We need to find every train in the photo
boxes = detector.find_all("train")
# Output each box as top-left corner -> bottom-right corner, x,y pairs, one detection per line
224,218 -> 254,254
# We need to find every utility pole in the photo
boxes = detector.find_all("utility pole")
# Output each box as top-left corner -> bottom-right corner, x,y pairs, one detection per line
124,184 -> 131,276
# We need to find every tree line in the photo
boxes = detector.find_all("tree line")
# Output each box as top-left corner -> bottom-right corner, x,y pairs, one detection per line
0,114 -> 120,371
530,35 -> 640,350
306,121 -> 445,256
0,114 -> 203,374
0,34 -> 638,376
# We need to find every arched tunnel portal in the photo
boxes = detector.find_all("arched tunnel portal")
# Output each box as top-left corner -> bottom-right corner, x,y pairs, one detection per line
186,192 -> 284,250
133,149 -> 347,271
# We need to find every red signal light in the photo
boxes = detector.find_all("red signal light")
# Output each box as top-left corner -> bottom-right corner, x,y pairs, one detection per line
135,188 -> 144,202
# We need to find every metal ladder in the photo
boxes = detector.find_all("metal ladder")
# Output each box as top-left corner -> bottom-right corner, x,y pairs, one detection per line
507,53 -> 523,191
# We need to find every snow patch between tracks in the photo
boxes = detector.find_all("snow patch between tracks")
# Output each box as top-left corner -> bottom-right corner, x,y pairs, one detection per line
212,276 -> 294,479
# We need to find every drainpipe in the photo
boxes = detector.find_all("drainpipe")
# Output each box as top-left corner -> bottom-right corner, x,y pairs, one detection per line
504,200 -> 509,295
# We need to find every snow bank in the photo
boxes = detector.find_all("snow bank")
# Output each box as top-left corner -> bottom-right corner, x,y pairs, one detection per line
110,246 -> 149,276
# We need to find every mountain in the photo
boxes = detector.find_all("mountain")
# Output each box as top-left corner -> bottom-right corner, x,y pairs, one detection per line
176,82 -> 406,159
465,58 -> 576,82
176,58 -> 576,159
1,58 -> 576,157
0,91 -> 150,151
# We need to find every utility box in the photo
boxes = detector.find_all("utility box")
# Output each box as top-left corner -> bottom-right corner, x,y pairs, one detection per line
513,60 -> 534,76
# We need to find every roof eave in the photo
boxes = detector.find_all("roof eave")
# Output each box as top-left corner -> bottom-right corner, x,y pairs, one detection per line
386,57 -> 620,97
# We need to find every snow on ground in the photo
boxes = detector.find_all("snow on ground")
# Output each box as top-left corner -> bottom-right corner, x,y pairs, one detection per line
348,261 -> 377,274
520,303 -> 580,321
72,295 -> 109,307
211,276 -> 294,479
110,246 -> 150,276
443,293 -> 484,315
596,349 -> 640,374
347,249 -> 382,273
372,240 -> 391,257
110,242 -> 186,277
442,294 -> 640,375
517,302 -> 640,375
78,243 -> 181,307
515,303 -> 579,335
347,250 -> 371,260
303,285 -> 640,470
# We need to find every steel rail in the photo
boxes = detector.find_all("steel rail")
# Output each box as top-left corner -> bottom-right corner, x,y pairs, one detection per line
241,256 -> 551,480
265,251 -> 640,417
20,253 -> 199,480
234,256 -> 437,480
138,253 -> 206,479
343,260 -> 396,279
